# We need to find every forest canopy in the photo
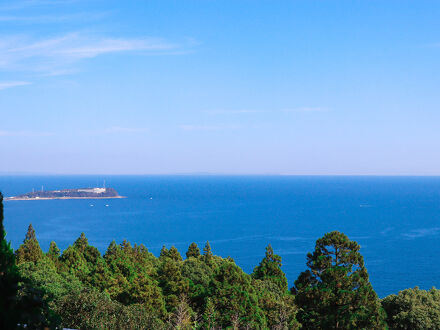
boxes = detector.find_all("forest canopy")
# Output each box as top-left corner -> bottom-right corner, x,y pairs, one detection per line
0,195 -> 438,329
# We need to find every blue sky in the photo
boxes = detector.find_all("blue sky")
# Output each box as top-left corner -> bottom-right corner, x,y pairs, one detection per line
0,0 -> 439,175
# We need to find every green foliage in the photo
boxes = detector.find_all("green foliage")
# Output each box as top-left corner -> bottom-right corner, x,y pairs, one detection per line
168,245 -> 183,261
203,297 -> 217,329
127,273 -> 166,318
208,260 -> 267,328
56,287 -> 163,330
158,256 -> 189,313
0,192 -> 22,328
18,220 -> 440,329
252,244 -> 288,292
59,244 -> 90,282
159,245 -> 169,259
16,281 -> 62,328
203,240 -> 213,264
47,241 -> 60,263
186,242 -> 201,259
294,231 -> 386,329
254,279 -> 299,329
382,287 -> 440,329
15,223 -> 44,264
74,232 -> 88,253
18,257 -> 83,307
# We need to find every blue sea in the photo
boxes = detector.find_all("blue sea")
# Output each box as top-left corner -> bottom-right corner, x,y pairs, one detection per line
2,175 -> 440,298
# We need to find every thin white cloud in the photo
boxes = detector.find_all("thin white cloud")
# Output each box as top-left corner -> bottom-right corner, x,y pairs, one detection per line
0,129 -> 54,136
0,0 -> 80,10
0,12 -> 110,23
180,124 -> 240,131
0,33 -> 181,75
0,81 -> 31,90
282,107 -> 329,113
205,109 -> 264,115
88,127 -> 149,135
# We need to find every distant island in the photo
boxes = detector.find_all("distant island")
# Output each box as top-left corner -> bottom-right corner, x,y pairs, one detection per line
5,187 -> 124,200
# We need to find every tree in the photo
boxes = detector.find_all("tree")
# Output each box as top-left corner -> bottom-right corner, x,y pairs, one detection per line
74,232 -> 88,253
253,279 -> 299,329
382,287 -> 440,329
127,273 -> 166,318
158,257 -> 189,313
60,245 -> 89,281
15,223 -> 44,264
159,245 -> 169,260
1,195 -> 59,328
182,258 -> 213,311
186,242 -> 201,259
252,244 -> 288,292
203,297 -> 217,329
47,241 -> 60,262
203,241 -> 213,264
168,246 -> 183,262
293,231 -> 386,329
0,192 -> 22,328
208,260 -> 266,328
56,287 -> 163,329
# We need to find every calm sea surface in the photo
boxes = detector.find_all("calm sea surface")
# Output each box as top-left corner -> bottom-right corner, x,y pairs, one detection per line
1,175 -> 440,297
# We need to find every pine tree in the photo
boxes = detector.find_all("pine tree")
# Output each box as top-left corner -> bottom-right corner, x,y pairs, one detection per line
293,231 -> 386,329
203,297 -> 217,329
74,232 -> 88,253
15,223 -> 44,264
168,246 -> 183,262
186,242 -> 201,259
252,244 -> 288,292
0,193 -> 22,328
47,241 -> 60,260
158,257 -> 189,313
203,241 -> 213,264
159,245 -> 169,259
208,260 -> 266,328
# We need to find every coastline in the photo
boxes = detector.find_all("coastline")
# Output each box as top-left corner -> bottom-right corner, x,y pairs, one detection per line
5,196 -> 126,201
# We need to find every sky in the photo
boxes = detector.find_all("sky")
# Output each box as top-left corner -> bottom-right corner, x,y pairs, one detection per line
0,0 -> 440,175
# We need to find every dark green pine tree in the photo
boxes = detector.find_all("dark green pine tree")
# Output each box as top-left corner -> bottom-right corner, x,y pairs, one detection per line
203,241 -> 213,264
186,242 -> 201,259
159,245 -> 169,260
203,297 -> 217,329
15,223 -> 44,264
208,260 -> 266,328
293,231 -> 386,329
0,193 -> 22,328
168,246 -> 183,262
74,232 -> 89,253
252,244 -> 288,292
158,257 -> 189,313
47,241 -> 60,261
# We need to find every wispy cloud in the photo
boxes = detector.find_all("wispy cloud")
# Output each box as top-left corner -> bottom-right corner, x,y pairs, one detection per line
180,124 -> 241,131
0,33 -> 181,75
0,11 -> 110,23
87,126 -> 149,135
282,107 -> 329,113
205,109 -> 264,115
0,0 -> 81,10
0,129 -> 54,136
0,81 -> 31,90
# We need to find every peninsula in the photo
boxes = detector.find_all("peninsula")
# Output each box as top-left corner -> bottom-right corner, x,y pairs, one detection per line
5,187 -> 124,201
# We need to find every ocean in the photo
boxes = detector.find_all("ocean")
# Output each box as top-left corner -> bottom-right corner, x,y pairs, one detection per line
1,175 -> 440,298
